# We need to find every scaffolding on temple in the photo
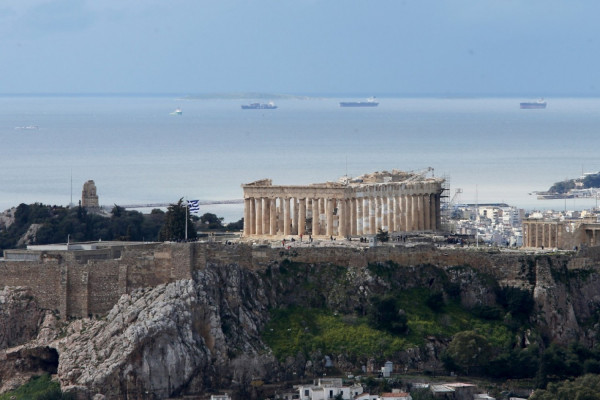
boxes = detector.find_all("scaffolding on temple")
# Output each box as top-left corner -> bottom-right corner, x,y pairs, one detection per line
440,174 -> 451,233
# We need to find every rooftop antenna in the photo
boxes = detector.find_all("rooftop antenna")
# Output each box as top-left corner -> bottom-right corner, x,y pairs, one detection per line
70,169 -> 73,207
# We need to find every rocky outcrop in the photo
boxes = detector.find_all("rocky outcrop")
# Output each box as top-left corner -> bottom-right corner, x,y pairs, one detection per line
56,265 -> 277,399
0,207 -> 16,231
16,223 -> 42,247
0,287 -> 45,349
0,287 -> 57,393
2,247 -> 600,398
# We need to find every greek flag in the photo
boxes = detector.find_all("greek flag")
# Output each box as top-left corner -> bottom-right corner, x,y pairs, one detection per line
188,200 -> 200,214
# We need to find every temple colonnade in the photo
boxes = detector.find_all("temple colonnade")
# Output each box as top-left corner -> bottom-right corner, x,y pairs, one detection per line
242,178 -> 444,237
522,220 -> 562,248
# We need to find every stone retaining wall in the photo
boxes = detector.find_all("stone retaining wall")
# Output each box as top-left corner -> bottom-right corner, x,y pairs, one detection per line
0,242 -> 597,318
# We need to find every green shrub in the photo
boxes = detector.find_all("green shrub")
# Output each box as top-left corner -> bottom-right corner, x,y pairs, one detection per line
0,375 -> 73,400
262,307 -> 407,360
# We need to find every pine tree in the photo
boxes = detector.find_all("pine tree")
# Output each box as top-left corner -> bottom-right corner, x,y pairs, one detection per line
159,198 -> 197,241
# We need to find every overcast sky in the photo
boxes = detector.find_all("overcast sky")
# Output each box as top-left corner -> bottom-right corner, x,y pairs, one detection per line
1,0 -> 599,96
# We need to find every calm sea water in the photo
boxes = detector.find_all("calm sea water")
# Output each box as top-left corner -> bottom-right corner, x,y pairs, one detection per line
1,96 -> 599,222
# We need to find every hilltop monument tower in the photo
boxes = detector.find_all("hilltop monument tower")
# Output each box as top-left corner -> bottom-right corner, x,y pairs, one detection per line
81,180 -> 99,209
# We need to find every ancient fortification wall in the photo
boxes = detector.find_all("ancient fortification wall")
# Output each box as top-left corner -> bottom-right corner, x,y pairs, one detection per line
0,242 -> 593,318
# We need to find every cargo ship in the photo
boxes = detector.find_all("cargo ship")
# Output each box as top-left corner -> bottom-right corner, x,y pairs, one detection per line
339,97 -> 379,107
520,98 -> 547,109
241,102 -> 277,110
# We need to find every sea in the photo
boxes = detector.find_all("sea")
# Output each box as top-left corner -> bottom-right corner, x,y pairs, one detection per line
2,95 -> 600,223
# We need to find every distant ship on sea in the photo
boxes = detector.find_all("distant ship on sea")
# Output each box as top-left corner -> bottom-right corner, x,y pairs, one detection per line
339,97 -> 379,107
520,98 -> 547,109
170,108 -> 182,115
241,102 -> 277,110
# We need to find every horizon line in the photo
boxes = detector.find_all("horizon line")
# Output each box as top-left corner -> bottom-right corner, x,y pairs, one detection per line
1,92 -> 600,99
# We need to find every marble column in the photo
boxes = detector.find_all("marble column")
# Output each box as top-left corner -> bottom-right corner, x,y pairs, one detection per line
369,196 -> 376,235
244,198 -> 251,236
363,197 -> 370,235
298,198 -> 306,236
418,195 -> 425,231
408,195 -> 415,231
290,198 -> 297,235
269,198 -> 277,235
357,197 -> 364,235
312,198 -> 319,236
376,196 -> 383,232
542,224 -> 546,248
283,198 -> 291,236
326,198 -> 334,237
350,198 -> 357,236
255,198 -> 263,235
424,195 -> 431,231
319,198 -> 326,235
249,198 -> 256,235
263,197 -> 270,234
394,195 -> 400,232
387,196 -> 394,232
339,199 -> 347,237
400,195 -> 407,231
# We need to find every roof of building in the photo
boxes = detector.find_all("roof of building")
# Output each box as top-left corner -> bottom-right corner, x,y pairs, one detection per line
444,382 -> 476,388
430,385 -> 455,393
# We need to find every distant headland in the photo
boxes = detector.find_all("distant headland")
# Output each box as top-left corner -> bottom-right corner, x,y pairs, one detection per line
535,171 -> 600,200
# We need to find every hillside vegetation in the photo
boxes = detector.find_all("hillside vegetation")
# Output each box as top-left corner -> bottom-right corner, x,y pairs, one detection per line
0,202 -> 243,254
261,259 -> 600,388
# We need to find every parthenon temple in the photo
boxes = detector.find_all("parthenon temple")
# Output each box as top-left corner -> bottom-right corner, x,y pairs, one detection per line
242,170 -> 445,238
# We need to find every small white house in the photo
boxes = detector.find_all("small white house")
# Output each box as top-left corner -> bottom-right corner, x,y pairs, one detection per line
298,379 -> 363,400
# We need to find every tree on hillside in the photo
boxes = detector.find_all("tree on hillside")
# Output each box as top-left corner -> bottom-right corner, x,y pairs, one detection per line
530,374 -> 600,400
548,180 -> 576,194
368,295 -> 408,334
226,218 -> 244,231
159,198 -> 197,241
199,213 -> 224,230
376,228 -> 389,242
443,330 -> 492,375
1,202 -> 169,251
583,174 -> 600,189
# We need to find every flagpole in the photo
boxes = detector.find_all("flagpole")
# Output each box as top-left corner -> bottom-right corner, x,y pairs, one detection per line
185,198 -> 188,241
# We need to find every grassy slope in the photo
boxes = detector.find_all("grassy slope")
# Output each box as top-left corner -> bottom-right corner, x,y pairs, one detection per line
263,287 -> 513,362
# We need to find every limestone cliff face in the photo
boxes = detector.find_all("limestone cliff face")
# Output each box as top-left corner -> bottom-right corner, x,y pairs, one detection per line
532,255 -> 600,346
0,287 -> 44,349
2,248 -> 600,399
56,265 -> 277,399
0,287 -> 55,393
